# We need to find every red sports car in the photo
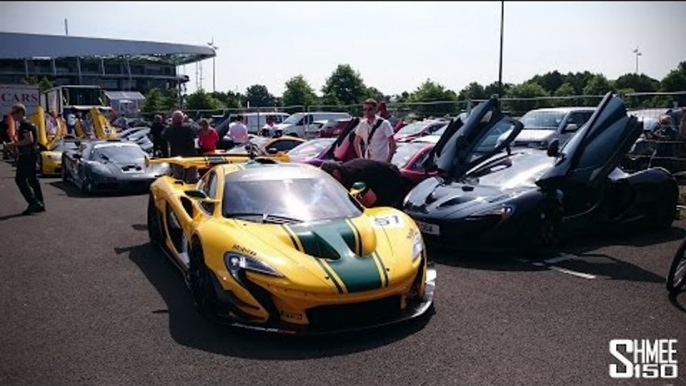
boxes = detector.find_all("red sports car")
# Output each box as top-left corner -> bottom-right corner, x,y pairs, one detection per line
393,120 -> 448,143
392,135 -> 441,186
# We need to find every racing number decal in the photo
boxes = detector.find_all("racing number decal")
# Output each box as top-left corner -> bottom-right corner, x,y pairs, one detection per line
374,214 -> 404,229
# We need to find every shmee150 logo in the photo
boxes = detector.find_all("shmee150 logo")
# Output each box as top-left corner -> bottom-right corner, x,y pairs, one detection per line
609,339 -> 678,379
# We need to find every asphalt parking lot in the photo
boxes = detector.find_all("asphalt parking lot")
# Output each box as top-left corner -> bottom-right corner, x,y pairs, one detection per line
1,160 -> 685,385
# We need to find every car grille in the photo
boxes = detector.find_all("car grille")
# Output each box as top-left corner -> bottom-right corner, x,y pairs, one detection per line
306,296 -> 402,329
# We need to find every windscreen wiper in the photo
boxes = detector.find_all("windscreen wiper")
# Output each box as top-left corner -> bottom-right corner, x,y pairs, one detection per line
227,212 -> 303,224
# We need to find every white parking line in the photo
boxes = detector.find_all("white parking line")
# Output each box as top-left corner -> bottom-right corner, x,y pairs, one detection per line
516,255 -> 597,280
548,265 -> 597,280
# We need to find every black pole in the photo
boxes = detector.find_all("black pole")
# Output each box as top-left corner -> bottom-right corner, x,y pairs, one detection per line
498,1 -> 504,98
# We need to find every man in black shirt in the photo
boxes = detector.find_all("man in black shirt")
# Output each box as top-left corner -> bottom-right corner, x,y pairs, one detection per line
5,104 -> 45,215
149,114 -> 168,157
321,158 -> 406,208
162,110 -> 196,157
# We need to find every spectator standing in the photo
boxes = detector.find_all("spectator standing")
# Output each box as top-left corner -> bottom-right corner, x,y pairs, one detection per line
197,118 -> 219,154
228,115 -> 249,145
149,114 -> 167,157
5,104 -> 45,215
352,99 -> 397,162
162,110 -> 196,157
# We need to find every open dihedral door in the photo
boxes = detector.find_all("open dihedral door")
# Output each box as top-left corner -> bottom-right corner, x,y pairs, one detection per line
328,117 -> 360,162
90,107 -> 117,139
424,97 -> 523,179
537,93 -> 642,190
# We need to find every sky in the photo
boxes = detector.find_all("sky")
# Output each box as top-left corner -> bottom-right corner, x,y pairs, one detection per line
1,1 -> 685,97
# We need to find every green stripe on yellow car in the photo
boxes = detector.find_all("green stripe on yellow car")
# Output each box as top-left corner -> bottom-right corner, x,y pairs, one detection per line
288,220 -> 382,293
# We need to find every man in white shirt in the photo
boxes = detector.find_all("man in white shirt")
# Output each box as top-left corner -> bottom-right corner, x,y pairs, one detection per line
353,99 -> 396,163
228,115 -> 249,145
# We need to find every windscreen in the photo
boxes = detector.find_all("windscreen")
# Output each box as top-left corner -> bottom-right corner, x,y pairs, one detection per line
520,110 -> 566,130
288,139 -> 335,159
91,144 -> 145,163
223,175 -> 362,222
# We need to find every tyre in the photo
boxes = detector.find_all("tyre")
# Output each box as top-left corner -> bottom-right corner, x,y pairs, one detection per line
529,203 -> 562,258
666,239 -> 686,293
188,240 -> 217,317
81,177 -> 93,195
147,195 -> 162,246
649,184 -> 677,230
61,159 -> 68,182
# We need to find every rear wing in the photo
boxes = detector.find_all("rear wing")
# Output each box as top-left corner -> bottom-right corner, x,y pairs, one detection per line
146,154 -> 280,184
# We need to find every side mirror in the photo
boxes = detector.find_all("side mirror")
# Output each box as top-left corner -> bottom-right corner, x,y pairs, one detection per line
547,139 -> 560,158
562,123 -> 578,134
72,153 -> 82,159
267,147 -> 278,155
184,189 -> 208,199
350,181 -> 367,196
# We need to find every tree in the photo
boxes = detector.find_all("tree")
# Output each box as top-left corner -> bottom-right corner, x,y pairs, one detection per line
530,71 -> 564,94
245,84 -> 276,107
582,74 -> 612,105
564,71 -> 595,95
614,73 -> 659,93
142,88 -> 163,113
161,88 -> 179,111
660,67 -> 686,106
364,86 -> 385,102
410,79 -> 459,117
282,75 -> 319,110
321,64 -> 367,106
503,81 -> 550,115
184,89 -> 225,110
209,91 -> 243,109
458,82 -> 487,101
483,81 -> 512,98
552,82 -> 581,106
23,76 -> 54,92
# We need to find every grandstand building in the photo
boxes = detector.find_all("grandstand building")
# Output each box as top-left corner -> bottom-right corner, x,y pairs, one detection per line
0,32 -> 215,95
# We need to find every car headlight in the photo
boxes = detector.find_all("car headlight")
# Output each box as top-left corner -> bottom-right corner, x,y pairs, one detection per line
467,205 -> 514,220
412,232 -> 424,262
224,252 -> 283,279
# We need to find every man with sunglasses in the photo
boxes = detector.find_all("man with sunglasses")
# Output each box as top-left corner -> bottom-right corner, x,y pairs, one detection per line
352,98 -> 397,162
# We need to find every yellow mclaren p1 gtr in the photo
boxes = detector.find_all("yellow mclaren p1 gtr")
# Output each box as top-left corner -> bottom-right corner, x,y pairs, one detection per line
146,156 -> 435,334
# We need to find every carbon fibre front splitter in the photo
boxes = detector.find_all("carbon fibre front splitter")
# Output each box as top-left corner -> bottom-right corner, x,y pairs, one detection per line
219,263 -> 437,336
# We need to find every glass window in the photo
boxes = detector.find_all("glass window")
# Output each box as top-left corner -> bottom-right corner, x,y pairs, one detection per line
222,174 -> 362,222
90,144 -> 146,163
519,110 -> 567,130
391,142 -> 426,168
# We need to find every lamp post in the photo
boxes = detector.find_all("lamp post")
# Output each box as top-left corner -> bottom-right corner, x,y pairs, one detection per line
498,1 -> 504,98
633,47 -> 642,74
207,38 -> 219,93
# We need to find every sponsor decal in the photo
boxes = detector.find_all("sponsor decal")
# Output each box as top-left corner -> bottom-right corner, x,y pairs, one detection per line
233,244 -> 257,257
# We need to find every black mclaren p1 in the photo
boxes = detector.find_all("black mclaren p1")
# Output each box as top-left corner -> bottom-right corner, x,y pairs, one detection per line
403,93 -> 678,254
61,139 -> 170,195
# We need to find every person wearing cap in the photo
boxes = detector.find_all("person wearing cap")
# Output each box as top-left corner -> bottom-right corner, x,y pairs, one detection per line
5,103 -> 45,215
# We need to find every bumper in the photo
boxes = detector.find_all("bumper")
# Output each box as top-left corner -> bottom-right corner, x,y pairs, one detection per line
214,263 -> 436,335
91,176 -> 157,192
407,212 -> 527,253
